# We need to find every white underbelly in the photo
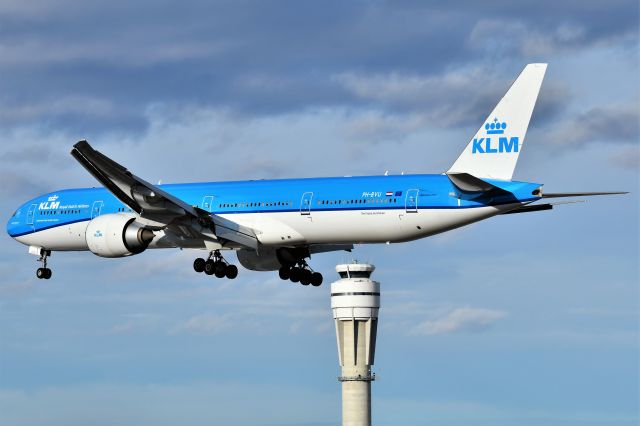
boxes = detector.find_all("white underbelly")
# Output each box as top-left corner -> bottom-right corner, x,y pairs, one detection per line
15,203 -> 520,252
15,220 -> 90,251
223,204 -> 518,245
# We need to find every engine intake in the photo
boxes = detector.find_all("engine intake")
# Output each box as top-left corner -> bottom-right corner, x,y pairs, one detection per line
86,214 -> 155,258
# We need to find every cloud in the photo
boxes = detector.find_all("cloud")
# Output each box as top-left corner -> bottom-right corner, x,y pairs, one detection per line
0,382 -> 337,426
469,20 -> 589,57
168,308 -> 329,336
0,171 -> 52,199
109,313 -> 161,334
0,0 -> 635,134
334,67 -> 506,127
609,145 -> 640,170
0,142 -> 68,167
468,3 -> 638,57
0,95 -> 114,122
169,313 -> 233,335
340,111 -> 428,143
335,65 -> 570,131
412,307 -> 507,335
0,278 -> 35,298
547,102 -> 639,146
0,38 -> 227,68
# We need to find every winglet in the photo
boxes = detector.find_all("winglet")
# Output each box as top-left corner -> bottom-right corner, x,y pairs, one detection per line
71,140 -> 142,213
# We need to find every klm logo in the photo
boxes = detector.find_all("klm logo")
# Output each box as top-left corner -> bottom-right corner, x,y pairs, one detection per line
94,230 -> 103,237
39,201 -> 60,210
39,194 -> 60,210
472,137 -> 519,154
472,118 -> 519,154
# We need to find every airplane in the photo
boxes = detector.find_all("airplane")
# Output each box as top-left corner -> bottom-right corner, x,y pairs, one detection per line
6,63 -> 626,285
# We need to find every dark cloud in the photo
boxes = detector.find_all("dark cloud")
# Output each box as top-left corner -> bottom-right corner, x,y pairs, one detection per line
548,102 -> 639,146
0,171 -> 52,199
0,144 -> 58,164
0,0 -> 636,135
335,65 -> 570,130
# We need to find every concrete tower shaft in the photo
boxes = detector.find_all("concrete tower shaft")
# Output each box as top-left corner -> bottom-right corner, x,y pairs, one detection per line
331,263 -> 379,426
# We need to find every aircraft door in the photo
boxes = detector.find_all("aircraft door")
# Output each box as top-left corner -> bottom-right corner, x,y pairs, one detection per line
201,195 -> 215,212
405,189 -> 419,213
26,204 -> 37,225
300,192 -> 313,215
91,200 -> 103,219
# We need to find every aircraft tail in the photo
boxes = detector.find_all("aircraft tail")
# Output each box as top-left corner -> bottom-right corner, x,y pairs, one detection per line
447,63 -> 547,181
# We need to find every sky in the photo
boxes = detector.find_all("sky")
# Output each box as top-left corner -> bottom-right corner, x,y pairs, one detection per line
0,1 -> 638,425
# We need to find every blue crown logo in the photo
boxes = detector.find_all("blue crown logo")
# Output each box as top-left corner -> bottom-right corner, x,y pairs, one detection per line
485,117 -> 507,135
94,230 -> 103,237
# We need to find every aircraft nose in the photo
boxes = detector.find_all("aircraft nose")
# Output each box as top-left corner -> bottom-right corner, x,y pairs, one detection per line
6,214 -> 16,238
6,206 -> 22,239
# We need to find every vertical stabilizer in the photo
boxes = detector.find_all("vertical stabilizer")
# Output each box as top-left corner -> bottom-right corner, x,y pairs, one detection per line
447,63 -> 547,181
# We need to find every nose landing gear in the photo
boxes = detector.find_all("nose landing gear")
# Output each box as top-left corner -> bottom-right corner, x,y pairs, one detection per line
193,250 -> 238,279
36,249 -> 52,280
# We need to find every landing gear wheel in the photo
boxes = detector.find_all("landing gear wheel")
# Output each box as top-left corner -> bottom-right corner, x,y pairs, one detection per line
310,272 -> 323,287
35,249 -> 52,279
214,261 -> 227,278
199,250 -> 240,280
278,266 -> 291,280
204,259 -> 216,275
289,267 -> 301,283
225,265 -> 238,279
300,269 -> 312,286
193,258 -> 206,273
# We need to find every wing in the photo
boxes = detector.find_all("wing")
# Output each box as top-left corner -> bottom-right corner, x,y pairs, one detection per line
71,140 -> 258,249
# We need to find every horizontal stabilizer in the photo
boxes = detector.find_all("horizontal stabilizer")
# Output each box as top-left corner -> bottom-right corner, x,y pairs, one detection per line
502,199 -> 587,215
446,172 -> 511,196
501,204 -> 553,214
542,192 -> 628,199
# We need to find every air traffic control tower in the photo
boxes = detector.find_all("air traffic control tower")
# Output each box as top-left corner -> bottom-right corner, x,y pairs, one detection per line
331,262 -> 379,426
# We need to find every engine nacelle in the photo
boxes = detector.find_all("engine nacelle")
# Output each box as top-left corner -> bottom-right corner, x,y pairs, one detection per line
85,214 -> 155,258
236,247 -> 310,271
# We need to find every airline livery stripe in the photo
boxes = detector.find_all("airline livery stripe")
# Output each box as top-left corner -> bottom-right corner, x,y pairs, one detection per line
208,198 -> 539,215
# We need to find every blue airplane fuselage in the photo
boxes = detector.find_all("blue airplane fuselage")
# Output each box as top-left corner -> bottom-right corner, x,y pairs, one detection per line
7,174 -> 541,248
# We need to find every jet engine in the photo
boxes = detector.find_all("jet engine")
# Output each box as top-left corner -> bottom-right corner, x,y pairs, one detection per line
85,214 -> 155,258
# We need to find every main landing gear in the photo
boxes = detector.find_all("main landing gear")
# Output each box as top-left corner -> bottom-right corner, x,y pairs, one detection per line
193,250 -> 238,279
278,261 -> 323,287
36,249 -> 52,280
